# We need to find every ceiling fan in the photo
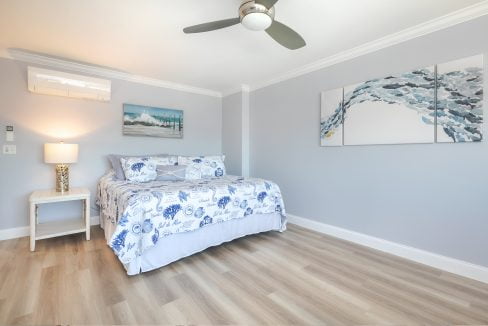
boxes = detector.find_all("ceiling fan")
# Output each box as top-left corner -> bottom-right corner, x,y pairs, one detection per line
183,0 -> 306,50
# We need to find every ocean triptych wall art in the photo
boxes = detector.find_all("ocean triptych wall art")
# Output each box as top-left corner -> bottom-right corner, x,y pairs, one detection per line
320,88 -> 343,147
123,104 -> 184,138
343,66 -> 436,146
320,54 -> 484,146
436,55 -> 484,143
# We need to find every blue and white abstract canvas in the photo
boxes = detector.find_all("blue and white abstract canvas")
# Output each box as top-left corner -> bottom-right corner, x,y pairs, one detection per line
320,88 -> 343,146
320,55 -> 484,146
343,66 -> 436,146
123,104 -> 183,138
436,55 -> 484,143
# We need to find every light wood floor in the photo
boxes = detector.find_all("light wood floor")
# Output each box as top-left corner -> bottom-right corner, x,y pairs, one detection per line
1,224 -> 487,325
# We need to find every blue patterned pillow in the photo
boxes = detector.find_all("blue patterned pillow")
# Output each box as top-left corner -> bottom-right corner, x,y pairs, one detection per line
120,157 -> 157,182
178,155 -> 226,179
108,153 -> 168,180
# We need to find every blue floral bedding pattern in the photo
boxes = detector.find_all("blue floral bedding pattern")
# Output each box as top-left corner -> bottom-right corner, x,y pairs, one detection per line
97,172 -> 286,264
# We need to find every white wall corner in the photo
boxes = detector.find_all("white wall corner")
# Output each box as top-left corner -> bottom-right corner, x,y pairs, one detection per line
241,84 -> 251,93
222,85 -> 245,97
0,216 -> 101,241
287,214 -> 488,284
241,84 -> 250,177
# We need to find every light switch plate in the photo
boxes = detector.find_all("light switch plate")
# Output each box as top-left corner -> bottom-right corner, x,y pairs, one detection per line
3,144 -> 16,154
6,131 -> 14,142
5,126 -> 14,142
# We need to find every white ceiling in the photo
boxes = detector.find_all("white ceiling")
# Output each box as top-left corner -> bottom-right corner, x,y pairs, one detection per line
0,0 -> 486,94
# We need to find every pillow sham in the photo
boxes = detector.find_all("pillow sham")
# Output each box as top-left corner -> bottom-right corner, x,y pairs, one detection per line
155,165 -> 187,181
151,156 -> 178,166
178,155 -> 226,179
120,157 -> 157,182
108,154 -> 174,180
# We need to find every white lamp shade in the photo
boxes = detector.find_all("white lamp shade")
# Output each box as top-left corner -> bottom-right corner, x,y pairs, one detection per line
44,143 -> 79,164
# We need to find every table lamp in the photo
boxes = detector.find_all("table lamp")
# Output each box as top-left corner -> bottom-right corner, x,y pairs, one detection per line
44,142 -> 78,193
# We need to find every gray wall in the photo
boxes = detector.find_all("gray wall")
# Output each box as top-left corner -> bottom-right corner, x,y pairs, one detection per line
250,16 -> 488,267
0,58 -> 222,229
222,92 -> 243,175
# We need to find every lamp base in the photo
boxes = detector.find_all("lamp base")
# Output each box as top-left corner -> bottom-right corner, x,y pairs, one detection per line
55,164 -> 70,193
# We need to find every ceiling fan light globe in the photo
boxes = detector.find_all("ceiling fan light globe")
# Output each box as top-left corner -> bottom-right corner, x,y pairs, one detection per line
241,12 -> 273,31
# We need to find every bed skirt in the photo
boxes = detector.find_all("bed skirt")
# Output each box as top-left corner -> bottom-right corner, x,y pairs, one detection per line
100,212 -> 286,275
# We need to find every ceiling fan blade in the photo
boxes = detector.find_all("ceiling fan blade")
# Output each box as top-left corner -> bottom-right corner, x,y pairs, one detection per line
255,0 -> 279,9
265,20 -> 306,50
183,18 -> 240,34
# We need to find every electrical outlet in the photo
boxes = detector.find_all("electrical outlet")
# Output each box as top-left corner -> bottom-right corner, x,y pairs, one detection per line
3,144 -> 16,155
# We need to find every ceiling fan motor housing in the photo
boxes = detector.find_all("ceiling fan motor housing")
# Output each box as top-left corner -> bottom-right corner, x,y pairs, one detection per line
239,1 -> 275,31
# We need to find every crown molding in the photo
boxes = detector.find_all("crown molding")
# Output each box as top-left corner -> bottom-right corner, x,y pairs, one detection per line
241,84 -> 250,93
222,86 -> 243,97
2,1 -> 486,97
250,0 -> 488,92
1,49 -> 223,98
222,84 -> 251,97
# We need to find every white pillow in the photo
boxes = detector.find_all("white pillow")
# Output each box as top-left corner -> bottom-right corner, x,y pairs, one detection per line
151,156 -> 178,166
120,157 -> 157,182
178,155 -> 226,179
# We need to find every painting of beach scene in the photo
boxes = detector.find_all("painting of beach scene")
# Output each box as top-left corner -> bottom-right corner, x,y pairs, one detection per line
123,104 -> 183,138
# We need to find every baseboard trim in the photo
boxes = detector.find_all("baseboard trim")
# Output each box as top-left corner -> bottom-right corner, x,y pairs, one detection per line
287,214 -> 488,284
0,226 -> 30,241
0,216 -> 100,241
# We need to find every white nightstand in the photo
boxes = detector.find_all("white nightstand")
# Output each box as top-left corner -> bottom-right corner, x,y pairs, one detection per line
29,187 -> 91,251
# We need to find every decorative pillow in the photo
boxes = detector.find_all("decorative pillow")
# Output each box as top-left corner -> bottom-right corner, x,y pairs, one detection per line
184,164 -> 203,180
178,155 -> 226,179
151,156 -> 178,166
155,165 -> 187,181
120,157 -> 157,182
108,154 -> 168,180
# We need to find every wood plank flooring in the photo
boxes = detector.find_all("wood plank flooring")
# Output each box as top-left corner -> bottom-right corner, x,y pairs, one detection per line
0,224 -> 487,325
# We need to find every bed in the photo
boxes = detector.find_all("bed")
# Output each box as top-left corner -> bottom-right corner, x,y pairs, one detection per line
97,171 -> 286,275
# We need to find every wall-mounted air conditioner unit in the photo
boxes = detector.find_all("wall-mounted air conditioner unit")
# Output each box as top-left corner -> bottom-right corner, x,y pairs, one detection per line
28,66 -> 111,102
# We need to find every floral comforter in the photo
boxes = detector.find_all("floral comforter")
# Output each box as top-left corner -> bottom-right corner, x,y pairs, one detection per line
97,172 -> 286,264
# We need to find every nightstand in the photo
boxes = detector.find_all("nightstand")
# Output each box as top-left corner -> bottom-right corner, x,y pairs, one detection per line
29,187 -> 90,251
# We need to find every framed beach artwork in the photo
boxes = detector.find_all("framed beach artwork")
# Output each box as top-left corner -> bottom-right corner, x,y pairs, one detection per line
123,104 -> 183,138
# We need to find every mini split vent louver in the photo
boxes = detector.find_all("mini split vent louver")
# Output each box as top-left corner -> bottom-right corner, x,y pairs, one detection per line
28,67 -> 111,102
